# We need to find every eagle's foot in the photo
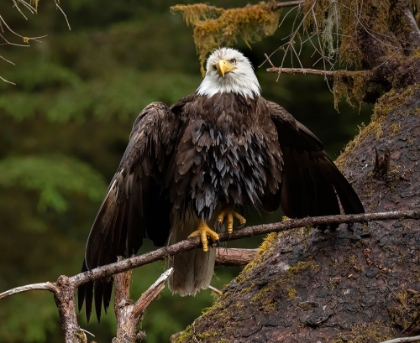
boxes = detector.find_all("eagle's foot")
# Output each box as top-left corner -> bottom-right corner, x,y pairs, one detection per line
188,219 -> 219,252
217,208 -> 246,234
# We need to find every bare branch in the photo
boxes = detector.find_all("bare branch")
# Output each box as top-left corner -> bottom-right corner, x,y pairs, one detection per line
0,0 -> 69,84
378,336 -> 420,343
271,1 -> 304,10
0,75 -> 16,85
267,66 -> 337,76
68,210 -> 420,289
54,0 -> 71,30
1,210 -> 419,303
12,0 -> 29,19
133,268 -> 173,314
14,1 -> 36,15
208,285 -> 223,295
0,282 -> 57,300
0,55 -> 15,65
0,32 -> 30,47
0,15 -> 47,43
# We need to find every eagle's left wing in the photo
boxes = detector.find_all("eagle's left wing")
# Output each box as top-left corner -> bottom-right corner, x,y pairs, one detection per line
265,100 -> 364,222
78,101 -> 182,322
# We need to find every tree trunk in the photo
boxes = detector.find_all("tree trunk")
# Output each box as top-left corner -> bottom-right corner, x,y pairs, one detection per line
175,1 -> 420,342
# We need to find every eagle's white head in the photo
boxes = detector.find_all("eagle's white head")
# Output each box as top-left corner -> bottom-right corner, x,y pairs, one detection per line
196,47 -> 261,99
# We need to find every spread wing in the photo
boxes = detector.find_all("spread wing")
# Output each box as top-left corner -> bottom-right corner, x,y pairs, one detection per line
265,100 -> 364,221
78,102 -> 182,322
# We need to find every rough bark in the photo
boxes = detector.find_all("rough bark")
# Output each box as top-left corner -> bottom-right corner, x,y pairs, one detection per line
174,1 -> 420,342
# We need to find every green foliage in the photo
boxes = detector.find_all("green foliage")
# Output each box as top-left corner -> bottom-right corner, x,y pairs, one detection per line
0,294 -> 58,343
0,93 -> 43,121
0,155 -> 106,212
0,60 -> 82,93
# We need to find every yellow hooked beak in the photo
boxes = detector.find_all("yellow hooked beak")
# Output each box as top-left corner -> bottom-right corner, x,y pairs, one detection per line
217,59 -> 236,77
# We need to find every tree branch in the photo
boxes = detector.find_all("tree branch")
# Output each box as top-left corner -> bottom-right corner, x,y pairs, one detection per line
379,335 -> 420,343
1,210 -> 419,300
67,210 -> 420,288
0,282 -> 57,299
266,67 -> 337,76
1,210 -> 420,342
271,1 -> 304,10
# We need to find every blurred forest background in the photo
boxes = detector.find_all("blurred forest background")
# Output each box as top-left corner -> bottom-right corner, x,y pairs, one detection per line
0,0 -> 371,342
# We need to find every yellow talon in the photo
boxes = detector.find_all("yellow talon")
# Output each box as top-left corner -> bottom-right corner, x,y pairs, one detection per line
188,219 -> 219,252
217,208 -> 246,234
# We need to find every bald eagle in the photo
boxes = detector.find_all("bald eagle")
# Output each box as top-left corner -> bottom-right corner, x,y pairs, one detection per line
78,47 -> 364,321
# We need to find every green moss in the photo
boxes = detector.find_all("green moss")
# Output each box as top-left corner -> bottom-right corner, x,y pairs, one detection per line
287,287 -> 297,300
173,327 -> 192,343
333,70 -> 374,110
373,85 -> 420,120
174,320 -> 225,342
238,232 -> 278,280
171,3 -> 280,74
339,322 -> 394,343
347,255 -> 358,265
335,118 -> 383,171
303,0 -> 394,69
389,123 -> 401,135
287,261 -> 313,274
336,84 -> 420,172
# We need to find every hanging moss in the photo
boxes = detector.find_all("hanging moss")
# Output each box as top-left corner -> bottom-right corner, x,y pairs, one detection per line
171,2 -> 281,75
332,70 -> 373,109
302,0 -> 394,68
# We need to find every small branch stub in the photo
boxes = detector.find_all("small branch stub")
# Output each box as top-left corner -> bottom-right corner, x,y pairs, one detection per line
379,335 -> 420,343
215,248 -> 257,266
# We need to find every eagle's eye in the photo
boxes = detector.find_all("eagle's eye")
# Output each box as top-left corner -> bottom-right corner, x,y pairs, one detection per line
230,58 -> 237,64
212,65 -> 217,71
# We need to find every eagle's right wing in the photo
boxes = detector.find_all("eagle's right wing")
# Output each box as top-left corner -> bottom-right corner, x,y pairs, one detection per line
267,100 -> 364,221
78,102 -> 182,322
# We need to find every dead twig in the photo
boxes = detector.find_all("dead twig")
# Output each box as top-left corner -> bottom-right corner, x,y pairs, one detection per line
271,1 -> 304,10
0,282 -> 57,299
378,335 -> 420,343
208,285 -> 223,295
266,66 -> 337,76
1,0 -> 70,85
54,0 -> 71,30
0,15 -> 47,43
